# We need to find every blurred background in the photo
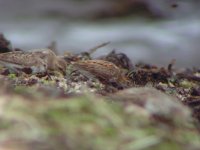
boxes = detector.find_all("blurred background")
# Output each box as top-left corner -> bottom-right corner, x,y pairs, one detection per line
0,0 -> 200,67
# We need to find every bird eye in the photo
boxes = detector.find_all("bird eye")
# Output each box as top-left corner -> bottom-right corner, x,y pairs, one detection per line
171,3 -> 178,8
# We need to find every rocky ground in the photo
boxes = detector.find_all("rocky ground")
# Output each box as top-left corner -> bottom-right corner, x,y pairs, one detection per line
0,34 -> 200,150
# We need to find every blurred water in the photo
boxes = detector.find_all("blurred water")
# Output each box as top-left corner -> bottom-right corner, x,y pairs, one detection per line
0,0 -> 200,67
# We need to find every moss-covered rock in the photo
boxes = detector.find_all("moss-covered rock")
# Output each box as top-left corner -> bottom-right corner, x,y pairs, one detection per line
0,91 -> 199,150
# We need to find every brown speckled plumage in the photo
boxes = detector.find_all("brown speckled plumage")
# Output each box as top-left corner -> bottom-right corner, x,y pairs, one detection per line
74,60 -> 121,79
0,49 -> 67,74
73,60 -> 131,87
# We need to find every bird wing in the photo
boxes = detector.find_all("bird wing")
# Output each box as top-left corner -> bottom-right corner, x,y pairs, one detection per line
0,51 -> 40,67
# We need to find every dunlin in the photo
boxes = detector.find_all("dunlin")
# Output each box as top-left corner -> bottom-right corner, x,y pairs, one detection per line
0,49 -> 67,74
73,59 -> 131,87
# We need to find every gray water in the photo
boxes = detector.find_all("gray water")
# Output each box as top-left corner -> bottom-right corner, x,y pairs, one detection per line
0,0 -> 200,67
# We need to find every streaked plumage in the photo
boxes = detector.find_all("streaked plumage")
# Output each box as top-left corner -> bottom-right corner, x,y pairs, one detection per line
73,60 -> 121,80
73,60 -> 132,87
0,49 -> 67,74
